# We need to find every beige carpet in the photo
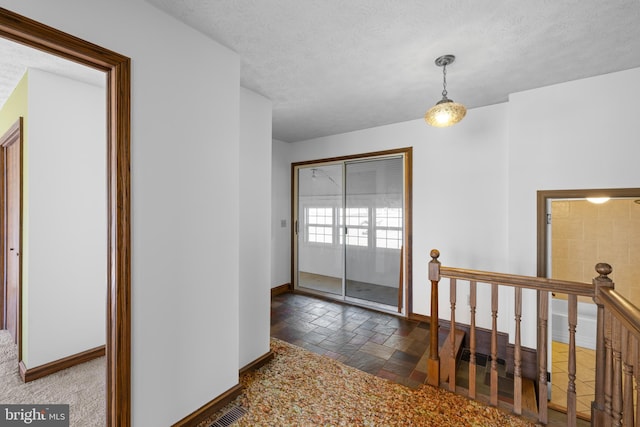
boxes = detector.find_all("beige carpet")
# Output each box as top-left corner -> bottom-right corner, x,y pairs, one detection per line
201,338 -> 535,427
0,330 -> 105,426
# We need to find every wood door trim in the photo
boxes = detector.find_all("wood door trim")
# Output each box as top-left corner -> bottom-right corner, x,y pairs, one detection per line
0,117 -> 23,358
0,117 -> 21,146
0,8 -> 132,427
536,188 -> 640,278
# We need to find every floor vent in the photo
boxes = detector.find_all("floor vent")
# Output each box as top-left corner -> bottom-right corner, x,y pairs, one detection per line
208,406 -> 246,427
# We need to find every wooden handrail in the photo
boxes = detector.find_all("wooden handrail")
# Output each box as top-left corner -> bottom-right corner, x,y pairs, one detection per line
440,266 -> 594,297
428,249 -> 640,426
598,287 -> 640,340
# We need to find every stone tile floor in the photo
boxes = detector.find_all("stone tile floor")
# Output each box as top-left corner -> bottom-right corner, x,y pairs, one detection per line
271,292 -> 430,389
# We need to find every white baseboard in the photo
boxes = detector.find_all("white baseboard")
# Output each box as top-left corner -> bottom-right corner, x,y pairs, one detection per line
551,298 -> 597,350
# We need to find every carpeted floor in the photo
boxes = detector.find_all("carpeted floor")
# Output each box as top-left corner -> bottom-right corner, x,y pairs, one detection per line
0,330 -> 105,426
201,338 -> 536,427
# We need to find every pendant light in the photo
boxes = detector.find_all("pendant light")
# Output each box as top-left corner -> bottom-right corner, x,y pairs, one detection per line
425,54 -> 466,127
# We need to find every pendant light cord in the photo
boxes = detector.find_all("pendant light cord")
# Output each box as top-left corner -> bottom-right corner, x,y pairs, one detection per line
441,64 -> 448,98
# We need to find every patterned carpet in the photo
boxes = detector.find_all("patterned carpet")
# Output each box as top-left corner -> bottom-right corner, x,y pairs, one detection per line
201,338 -> 535,427
0,330 -> 104,426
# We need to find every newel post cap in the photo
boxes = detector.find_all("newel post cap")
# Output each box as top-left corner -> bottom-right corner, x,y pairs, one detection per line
429,249 -> 441,281
593,262 -> 614,305
595,263 -> 613,280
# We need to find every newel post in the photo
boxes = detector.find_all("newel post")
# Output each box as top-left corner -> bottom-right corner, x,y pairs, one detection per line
427,249 -> 441,387
592,262 -> 614,426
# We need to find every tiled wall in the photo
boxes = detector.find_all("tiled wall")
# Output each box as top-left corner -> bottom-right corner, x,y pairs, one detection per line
551,199 -> 640,303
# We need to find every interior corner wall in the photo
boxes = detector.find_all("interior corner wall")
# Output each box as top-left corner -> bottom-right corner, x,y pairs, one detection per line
0,1 -> 242,425
25,68 -> 106,368
239,87 -> 272,368
507,67 -> 640,276
0,72 -> 28,136
507,66 -> 640,347
271,139 -> 291,288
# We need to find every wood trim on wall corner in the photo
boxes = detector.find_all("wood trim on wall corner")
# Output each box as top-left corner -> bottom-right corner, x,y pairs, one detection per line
239,350 -> 274,375
408,312 -> 430,324
172,350 -> 275,426
19,345 -> 106,383
271,283 -> 292,298
171,383 -> 243,427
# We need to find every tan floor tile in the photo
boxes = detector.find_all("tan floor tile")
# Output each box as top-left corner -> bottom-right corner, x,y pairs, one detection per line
360,341 -> 395,360
577,400 -> 592,415
407,327 -> 429,341
575,350 -> 595,361
413,353 -> 430,374
383,334 -> 414,351
553,341 -> 569,352
551,341 -> 596,416
577,362 -> 595,371
553,375 -> 569,390
553,361 -> 568,374
576,380 -> 595,396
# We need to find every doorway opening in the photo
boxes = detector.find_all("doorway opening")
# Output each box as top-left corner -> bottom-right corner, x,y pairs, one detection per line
537,188 -> 640,419
0,8 -> 131,427
0,118 -> 22,345
292,148 -> 412,315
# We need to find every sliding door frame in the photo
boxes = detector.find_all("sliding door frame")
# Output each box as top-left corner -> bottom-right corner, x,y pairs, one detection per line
291,147 -> 413,316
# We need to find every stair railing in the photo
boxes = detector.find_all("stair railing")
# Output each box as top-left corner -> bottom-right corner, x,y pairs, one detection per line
427,249 -> 640,426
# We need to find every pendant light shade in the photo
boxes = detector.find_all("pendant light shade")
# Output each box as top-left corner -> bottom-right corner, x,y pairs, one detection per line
425,55 -> 466,127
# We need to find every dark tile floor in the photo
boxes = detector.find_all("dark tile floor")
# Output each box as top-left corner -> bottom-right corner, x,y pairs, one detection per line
271,292 -> 431,389
270,292 -> 588,427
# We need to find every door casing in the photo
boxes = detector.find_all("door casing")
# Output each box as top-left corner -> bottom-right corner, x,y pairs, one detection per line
0,118 -> 22,346
536,187 -> 640,403
0,8 -> 131,427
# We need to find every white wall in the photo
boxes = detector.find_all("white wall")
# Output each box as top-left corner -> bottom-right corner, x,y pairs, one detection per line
271,139 -> 291,287
239,87 -> 271,368
0,1 -> 243,425
507,67 -> 640,276
507,67 -> 640,346
24,69 -> 106,368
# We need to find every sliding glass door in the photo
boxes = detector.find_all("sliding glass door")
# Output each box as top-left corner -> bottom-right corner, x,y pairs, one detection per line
294,152 -> 407,313
344,157 -> 403,309
297,164 -> 344,296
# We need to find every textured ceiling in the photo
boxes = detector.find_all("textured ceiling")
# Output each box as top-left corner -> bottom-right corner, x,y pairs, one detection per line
2,2 -> 640,143
0,37 -> 105,108
144,0 -> 640,142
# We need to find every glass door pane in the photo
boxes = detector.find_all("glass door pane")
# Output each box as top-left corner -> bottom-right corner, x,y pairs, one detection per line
297,164 -> 344,296
344,157 -> 403,309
